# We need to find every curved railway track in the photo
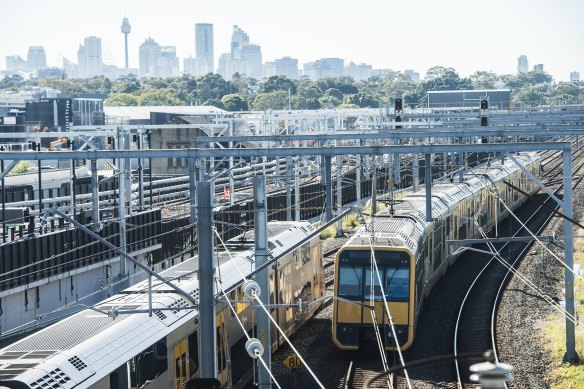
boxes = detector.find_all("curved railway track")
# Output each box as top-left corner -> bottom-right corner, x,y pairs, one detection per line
452,149 -> 584,387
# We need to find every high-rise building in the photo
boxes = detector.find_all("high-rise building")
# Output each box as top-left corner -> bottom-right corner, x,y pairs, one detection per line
158,46 -> 179,78
404,69 -> 420,83
77,36 -> 103,78
274,57 -> 299,79
27,46 -> 46,72
570,71 -> 580,82
139,38 -> 161,78
517,55 -> 528,74
533,64 -> 544,73
139,38 -> 178,78
217,25 -> 262,80
303,58 -> 344,80
5,56 -> 27,72
345,62 -> 372,81
195,23 -> 214,74
242,44 -> 262,79
184,56 -> 207,76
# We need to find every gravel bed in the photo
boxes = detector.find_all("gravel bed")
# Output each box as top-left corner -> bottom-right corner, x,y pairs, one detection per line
496,186 -> 584,389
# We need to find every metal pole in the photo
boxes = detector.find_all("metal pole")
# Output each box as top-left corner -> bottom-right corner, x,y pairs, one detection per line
229,121 -> 234,207
70,141 -> 76,219
124,131 -> 132,216
254,176 -> 271,389
1,146 -> 5,243
324,155 -> 333,222
286,150 -> 292,221
425,154 -> 432,222
458,137 -> 464,182
413,150 -> 420,192
372,158 -> 377,215
91,160 -> 99,231
335,144 -> 344,237
117,127 -> 127,286
294,166 -> 300,221
563,149 -> 578,362
197,181 -> 217,379
189,158 -> 197,223
36,143 -> 42,233
138,131 -> 144,210
148,132 -> 153,208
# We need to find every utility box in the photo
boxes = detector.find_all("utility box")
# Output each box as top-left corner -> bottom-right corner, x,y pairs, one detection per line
0,207 -> 30,225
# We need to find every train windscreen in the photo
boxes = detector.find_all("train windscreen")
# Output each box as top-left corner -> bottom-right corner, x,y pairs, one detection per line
338,249 -> 409,301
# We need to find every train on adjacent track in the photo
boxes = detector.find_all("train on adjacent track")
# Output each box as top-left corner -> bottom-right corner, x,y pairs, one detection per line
0,221 -> 324,389
332,152 -> 541,351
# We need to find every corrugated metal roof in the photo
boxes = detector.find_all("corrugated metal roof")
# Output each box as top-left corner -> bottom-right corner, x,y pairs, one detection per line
104,105 -> 227,120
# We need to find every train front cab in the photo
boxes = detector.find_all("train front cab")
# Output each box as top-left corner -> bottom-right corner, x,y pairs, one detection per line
332,247 -> 415,351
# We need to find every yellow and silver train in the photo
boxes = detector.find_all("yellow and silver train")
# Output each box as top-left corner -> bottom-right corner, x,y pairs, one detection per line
332,152 -> 540,351
0,221 -> 324,389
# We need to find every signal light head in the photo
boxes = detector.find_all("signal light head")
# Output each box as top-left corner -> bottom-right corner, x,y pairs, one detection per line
481,99 -> 489,110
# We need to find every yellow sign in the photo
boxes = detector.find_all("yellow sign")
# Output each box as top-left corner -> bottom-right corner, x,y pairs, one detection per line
387,178 -> 393,185
283,355 -> 302,369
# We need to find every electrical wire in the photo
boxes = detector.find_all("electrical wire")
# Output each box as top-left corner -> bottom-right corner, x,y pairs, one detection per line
367,234 -> 413,389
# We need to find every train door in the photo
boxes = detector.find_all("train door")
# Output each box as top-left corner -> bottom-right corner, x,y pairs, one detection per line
173,339 -> 189,389
216,313 -> 230,385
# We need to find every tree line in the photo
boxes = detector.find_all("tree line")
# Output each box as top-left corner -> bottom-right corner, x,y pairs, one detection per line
1,66 -> 582,111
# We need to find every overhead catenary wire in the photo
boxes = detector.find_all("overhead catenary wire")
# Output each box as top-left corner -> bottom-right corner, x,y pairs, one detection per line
367,234 -> 413,389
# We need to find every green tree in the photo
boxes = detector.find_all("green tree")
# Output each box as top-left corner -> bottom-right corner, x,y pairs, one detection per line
104,93 -> 139,106
142,77 -> 170,90
297,81 -> 323,100
470,71 -> 498,90
169,75 -> 198,104
112,74 -> 141,94
316,77 -> 358,95
343,92 -> 379,108
252,91 -> 289,110
0,74 -> 26,90
412,66 -> 472,104
260,75 -> 296,94
38,78 -> 88,97
84,76 -> 113,94
203,98 -> 226,109
513,85 -> 548,105
502,71 -> 554,89
291,96 -> 321,110
196,73 -> 234,103
318,88 -> 343,107
138,89 -> 182,106
221,94 -> 249,111
229,72 -> 257,99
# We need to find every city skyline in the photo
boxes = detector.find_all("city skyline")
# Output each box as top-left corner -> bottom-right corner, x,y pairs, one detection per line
1,0 -> 582,81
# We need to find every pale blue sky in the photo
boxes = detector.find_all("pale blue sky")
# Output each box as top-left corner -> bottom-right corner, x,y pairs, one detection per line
1,0 -> 582,81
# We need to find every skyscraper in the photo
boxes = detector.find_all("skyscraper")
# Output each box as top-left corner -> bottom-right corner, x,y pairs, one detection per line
5,56 -> 27,72
517,55 -> 528,74
533,64 -> 544,73
195,23 -> 214,74
27,46 -> 46,72
77,36 -> 103,78
139,38 -> 178,78
303,58 -> 344,80
217,25 -> 262,80
570,71 -> 580,82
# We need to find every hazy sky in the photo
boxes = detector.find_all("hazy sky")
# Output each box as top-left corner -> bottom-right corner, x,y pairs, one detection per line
1,0 -> 582,81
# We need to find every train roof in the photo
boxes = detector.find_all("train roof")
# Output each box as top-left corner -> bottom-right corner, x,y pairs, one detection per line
0,220 -> 316,387
346,152 -> 540,252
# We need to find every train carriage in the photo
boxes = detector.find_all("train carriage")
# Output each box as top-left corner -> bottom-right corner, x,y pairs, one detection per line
0,221 -> 324,389
333,152 -> 540,351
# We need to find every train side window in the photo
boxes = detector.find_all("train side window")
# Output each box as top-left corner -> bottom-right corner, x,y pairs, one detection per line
338,264 -> 363,300
129,338 -> 168,388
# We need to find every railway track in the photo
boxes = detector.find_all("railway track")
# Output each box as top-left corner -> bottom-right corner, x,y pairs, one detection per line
452,146 -> 584,387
